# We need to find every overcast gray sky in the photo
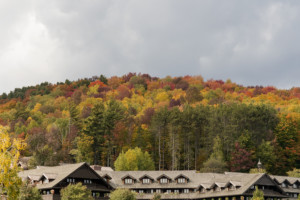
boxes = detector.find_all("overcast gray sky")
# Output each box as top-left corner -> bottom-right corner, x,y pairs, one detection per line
0,0 -> 299,93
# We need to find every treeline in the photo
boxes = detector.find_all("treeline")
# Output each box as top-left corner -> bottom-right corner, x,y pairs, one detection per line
0,73 -> 299,175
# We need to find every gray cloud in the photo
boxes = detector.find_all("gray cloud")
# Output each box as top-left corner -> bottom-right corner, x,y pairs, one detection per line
0,0 -> 299,93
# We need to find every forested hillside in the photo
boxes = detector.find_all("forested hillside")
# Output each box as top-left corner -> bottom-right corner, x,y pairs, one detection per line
0,73 -> 299,175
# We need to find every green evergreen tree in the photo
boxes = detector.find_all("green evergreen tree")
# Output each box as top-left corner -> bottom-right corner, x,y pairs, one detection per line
69,103 -> 82,129
201,136 -> 227,172
82,102 -> 105,164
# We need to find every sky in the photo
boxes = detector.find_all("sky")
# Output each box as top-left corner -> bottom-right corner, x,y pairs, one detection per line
0,0 -> 299,94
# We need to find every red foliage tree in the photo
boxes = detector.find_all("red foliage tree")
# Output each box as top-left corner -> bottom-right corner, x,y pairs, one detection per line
229,142 -> 255,172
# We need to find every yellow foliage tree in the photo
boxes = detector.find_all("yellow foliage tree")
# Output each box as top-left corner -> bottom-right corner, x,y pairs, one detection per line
0,126 -> 26,199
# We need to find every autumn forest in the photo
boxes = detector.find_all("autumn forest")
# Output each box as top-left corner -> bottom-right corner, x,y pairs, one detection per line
0,73 -> 299,175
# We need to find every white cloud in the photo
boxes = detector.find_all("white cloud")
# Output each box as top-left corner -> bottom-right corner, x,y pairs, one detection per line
0,0 -> 300,93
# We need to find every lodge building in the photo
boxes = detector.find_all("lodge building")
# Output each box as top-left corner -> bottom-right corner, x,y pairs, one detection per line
18,162 -> 300,200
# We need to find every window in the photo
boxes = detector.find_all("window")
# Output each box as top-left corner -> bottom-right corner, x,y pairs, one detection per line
293,184 -> 298,189
293,193 -> 297,198
200,188 -> 206,193
156,189 -> 161,193
125,178 -> 133,184
166,190 -> 171,194
142,178 -> 150,184
139,190 -> 144,194
250,185 -> 255,189
174,189 -> 179,193
67,178 -> 75,183
178,178 -> 186,183
229,185 -> 235,190
282,182 -> 286,188
160,178 -> 168,184
184,189 -> 189,193
84,179 -> 92,184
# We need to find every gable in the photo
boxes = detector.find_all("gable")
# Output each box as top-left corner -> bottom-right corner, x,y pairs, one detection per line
139,174 -> 154,181
243,174 -> 286,196
52,163 -> 112,190
70,165 -> 100,179
255,175 -> 278,186
156,174 -> 171,180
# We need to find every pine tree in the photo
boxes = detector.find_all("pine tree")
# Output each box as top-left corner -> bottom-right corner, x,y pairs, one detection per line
201,136 -> 227,173
82,102 -> 105,164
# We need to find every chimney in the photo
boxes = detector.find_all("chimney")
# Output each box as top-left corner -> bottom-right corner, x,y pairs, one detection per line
91,165 -> 102,171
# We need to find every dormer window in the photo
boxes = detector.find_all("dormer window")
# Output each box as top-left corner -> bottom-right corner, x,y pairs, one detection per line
282,182 -> 286,188
293,183 -> 298,189
213,185 -> 221,192
160,178 -> 168,184
125,178 -> 133,184
142,178 -> 150,184
229,185 -> 235,190
122,175 -> 136,185
178,178 -> 186,183
175,174 -> 189,184
184,189 -> 189,193
157,174 -> 171,184
139,175 -> 154,184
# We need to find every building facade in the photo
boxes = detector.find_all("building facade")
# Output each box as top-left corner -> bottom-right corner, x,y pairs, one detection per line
18,162 -> 113,200
18,162 -> 300,200
96,170 -> 294,200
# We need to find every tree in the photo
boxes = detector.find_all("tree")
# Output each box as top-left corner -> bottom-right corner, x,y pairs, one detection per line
287,168 -> 300,178
152,194 -> 161,200
256,141 -> 276,173
150,107 -> 170,170
186,86 -> 203,103
110,189 -> 136,200
70,133 -> 94,164
82,100 -> 124,165
114,147 -> 155,171
60,183 -> 93,200
201,136 -> 227,173
230,142 -> 255,172
249,168 -> 267,174
252,186 -> 264,200
82,102 -> 105,164
18,182 -> 42,200
0,126 -> 26,200
273,114 -> 299,173
102,100 -> 125,166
